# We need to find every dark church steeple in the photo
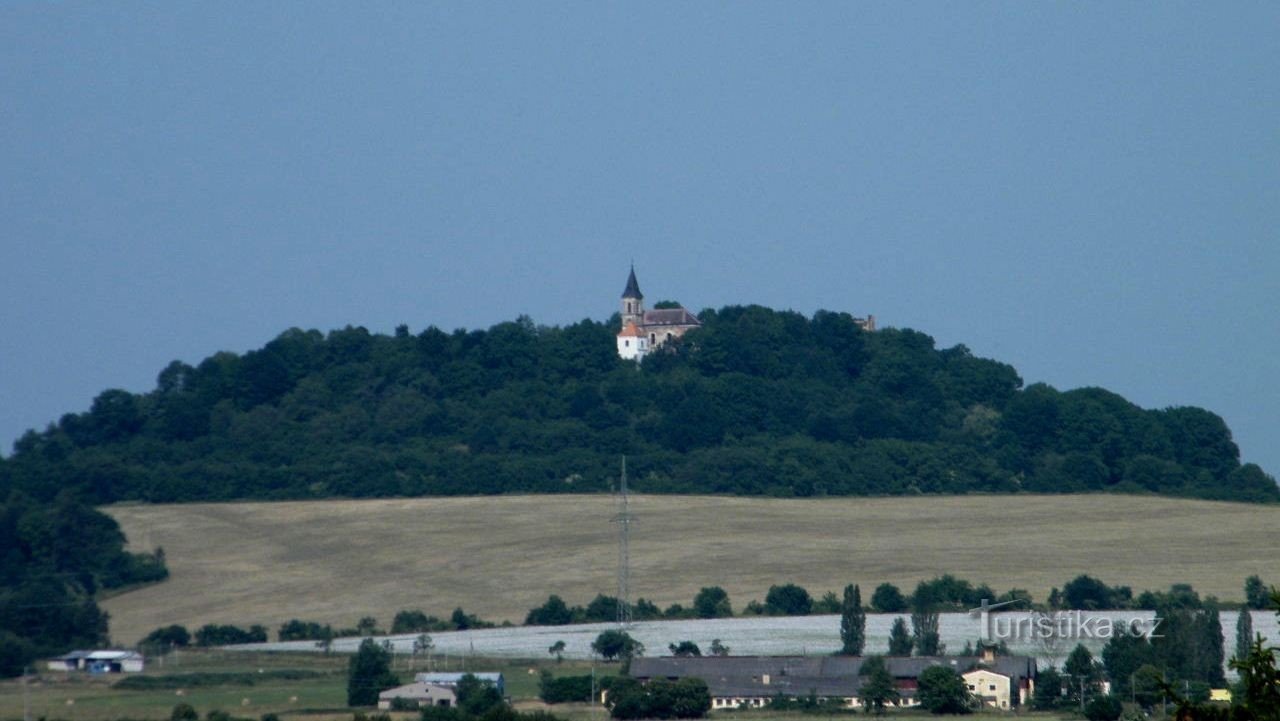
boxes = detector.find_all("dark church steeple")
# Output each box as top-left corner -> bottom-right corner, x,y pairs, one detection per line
622,265 -> 643,300
621,265 -> 644,327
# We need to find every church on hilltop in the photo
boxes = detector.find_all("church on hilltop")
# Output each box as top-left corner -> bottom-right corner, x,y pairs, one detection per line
616,266 -> 701,361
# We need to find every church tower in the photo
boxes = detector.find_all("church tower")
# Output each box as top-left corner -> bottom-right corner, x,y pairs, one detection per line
621,265 -> 644,327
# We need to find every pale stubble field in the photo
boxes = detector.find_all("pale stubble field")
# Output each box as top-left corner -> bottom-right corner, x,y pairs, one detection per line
102,494 -> 1278,644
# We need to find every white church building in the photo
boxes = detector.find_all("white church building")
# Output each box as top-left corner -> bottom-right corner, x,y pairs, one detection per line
615,266 -> 701,361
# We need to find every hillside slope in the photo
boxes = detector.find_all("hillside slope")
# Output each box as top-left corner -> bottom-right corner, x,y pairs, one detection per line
4,306 -> 1276,503
102,493 -> 1278,644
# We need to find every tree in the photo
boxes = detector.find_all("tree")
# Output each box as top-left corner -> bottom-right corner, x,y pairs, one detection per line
1063,644 -> 1101,707
170,704 -> 198,721
1245,575 -> 1269,610
1236,607 -> 1254,661
392,609 -> 440,634
764,583 -> 813,616
911,607 -> 943,656
1231,634 -> 1280,721
669,641 -> 701,657
1149,597 -> 1226,686
708,639 -> 730,657
1032,667 -> 1063,710
548,640 -> 566,662
839,584 -> 866,655
1061,575 -> 1129,610
592,630 -> 643,661
1131,665 -> 1165,710
692,587 -> 732,618
1101,626 -> 1154,699
917,666 -> 971,714
585,594 -> 621,623
412,633 -> 433,669
526,595 -> 575,625
1084,695 -> 1123,721
346,638 -> 399,706
815,591 -> 842,614
355,616 -> 380,636
870,583 -> 908,613
858,655 -> 899,714
316,625 -> 334,655
887,618 -> 913,656
456,673 -> 504,716
607,677 -> 710,719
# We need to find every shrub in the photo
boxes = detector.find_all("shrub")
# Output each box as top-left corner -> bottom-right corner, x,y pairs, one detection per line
538,672 -> 595,704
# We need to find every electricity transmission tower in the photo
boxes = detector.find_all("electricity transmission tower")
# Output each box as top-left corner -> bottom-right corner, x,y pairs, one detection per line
611,456 -> 635,627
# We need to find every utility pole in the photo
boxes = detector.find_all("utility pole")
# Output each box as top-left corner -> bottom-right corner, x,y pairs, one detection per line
611,456 -> 634,628
591,655 -> 597,708
23,665 -> 31,721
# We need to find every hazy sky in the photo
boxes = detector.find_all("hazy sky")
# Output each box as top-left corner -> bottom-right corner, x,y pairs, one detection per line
2,3 -> 1277,479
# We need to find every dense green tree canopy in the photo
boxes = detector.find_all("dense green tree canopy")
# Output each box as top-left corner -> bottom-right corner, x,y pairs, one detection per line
917,666 -> 972,714
346,638 -> 399,707
2,307 -> 1274,503
0,491 -> 167,677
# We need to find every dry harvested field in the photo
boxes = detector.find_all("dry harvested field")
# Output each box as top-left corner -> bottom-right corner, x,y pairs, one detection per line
103,494 -> 1277,644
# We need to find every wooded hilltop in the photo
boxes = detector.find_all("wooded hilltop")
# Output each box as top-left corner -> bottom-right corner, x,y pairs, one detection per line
2,305 -> 1275,504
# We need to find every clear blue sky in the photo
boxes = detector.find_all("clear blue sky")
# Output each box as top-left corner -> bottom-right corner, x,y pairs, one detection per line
2,3 -> 1277,479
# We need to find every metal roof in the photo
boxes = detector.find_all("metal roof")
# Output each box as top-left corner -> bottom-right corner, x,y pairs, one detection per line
630,655 -> 1035,699
414,672 -> 504,685
641,308 -> 700,327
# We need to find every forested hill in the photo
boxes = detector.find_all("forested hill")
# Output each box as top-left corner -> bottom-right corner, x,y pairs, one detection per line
2,306 -> 1276,504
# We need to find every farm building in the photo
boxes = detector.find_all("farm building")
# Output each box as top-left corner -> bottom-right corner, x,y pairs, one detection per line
629,649 -> 1035,711
414,672 -> 505,697
377,682 -> 457,710
46,650 -> 145,673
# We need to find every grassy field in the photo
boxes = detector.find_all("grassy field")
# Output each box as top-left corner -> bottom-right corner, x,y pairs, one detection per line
0,651 -> 604,721
0,646 -> 1086,721
101,493 -> 1277,644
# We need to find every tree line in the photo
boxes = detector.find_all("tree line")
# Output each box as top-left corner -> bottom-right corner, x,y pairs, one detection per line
522,574 -> 1272,630
2,306 -> 1274,505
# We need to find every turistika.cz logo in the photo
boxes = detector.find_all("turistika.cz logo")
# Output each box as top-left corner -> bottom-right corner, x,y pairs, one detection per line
968,598 -> 1163,641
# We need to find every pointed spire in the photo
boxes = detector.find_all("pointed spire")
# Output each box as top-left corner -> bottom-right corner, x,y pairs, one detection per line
621,264 -> 643,299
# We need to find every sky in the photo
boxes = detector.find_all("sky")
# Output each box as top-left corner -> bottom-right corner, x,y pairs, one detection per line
1,3 -> 1277,478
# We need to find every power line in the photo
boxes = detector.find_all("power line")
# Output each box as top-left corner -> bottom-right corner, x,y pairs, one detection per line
610,456 -> 634,629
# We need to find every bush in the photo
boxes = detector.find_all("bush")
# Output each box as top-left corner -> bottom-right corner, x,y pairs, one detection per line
171,704 -> 198,721
607,677 -> 710,719
278,619 -> 334,642
668,641 -> 701,657
539,672 -> 595,703
391,610 -> 450,633
115,670 -> 324,690
194,624 -> 268,646
142,625 -> 191,651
